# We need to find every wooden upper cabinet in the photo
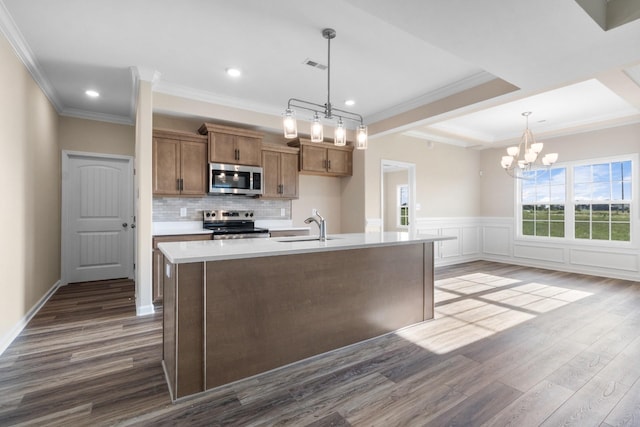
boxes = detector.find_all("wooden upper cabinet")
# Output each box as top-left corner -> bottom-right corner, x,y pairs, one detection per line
153,136 -> 181,195
199,123 -> 262,166
279,152 -> 299,198
261,144 -> 299,199
326,148 -> 351,176
153,129 -> 208,197
299,144 -> 328,174
180,140 -> 208,196
287,138 -> 353,177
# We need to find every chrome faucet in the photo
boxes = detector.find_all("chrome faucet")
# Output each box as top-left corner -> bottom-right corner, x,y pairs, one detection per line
304,211 -> 327,242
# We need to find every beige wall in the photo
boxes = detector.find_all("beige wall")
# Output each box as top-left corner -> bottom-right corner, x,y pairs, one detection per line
365,134 -> 482,221
59,116 -> 135,156
0,33 -> 60,344
480,122 -> 640,217
292,175 -> 343,233
340,148 -> 366,233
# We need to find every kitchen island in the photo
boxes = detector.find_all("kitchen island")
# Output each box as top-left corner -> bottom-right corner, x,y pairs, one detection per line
159,232 -> 453,401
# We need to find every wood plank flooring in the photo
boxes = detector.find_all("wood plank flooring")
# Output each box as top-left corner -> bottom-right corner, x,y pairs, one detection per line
1,261 -> 639,426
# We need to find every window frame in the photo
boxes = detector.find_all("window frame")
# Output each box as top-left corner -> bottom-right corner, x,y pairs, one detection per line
515,154 -> 637,247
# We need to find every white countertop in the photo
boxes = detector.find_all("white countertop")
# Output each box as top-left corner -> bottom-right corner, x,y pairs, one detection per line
159,232 -> 455,264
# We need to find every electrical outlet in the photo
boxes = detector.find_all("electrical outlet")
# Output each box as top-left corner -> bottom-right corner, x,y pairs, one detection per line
180,207 -> 187,217
280,208 -> 285,216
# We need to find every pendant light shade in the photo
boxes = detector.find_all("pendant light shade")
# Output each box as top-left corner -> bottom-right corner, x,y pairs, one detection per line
356,125 -> 368,150
334,119 -> 346,146
283,109 -> 297,139
310,113 -> 324,142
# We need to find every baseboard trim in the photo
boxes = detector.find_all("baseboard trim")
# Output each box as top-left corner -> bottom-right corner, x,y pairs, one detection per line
0,279 -> 62,356
136,304 -> 155,316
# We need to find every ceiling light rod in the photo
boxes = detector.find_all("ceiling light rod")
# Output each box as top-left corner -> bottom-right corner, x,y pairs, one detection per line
283,28 -> 368,149
285,98 -> 364,124
500,111 -> 558,179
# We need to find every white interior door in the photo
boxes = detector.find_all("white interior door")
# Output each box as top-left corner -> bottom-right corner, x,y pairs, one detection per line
62,152 -> 134,284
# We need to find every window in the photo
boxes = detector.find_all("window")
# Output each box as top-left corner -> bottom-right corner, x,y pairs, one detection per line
574,160 -> 631,241
398,185 -> 409,227
518,157 -> 634,243
521,168 -> 566,237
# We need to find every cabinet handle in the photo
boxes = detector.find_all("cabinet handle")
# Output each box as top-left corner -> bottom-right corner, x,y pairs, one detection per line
279,184 -> 283,194
176,179 -> 180,191
180,179 -> 184,191
328,160 -> 331,170
235,148 -> 239,161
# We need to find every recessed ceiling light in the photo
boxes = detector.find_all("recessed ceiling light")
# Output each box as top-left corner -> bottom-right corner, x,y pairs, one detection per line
226,68 -> 241,77
85,90 -> 100,98
345,99 -> 355,106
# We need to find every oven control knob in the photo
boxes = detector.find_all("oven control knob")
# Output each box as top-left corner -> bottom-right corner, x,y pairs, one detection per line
249,213 -> 254,217
205,212 -> 210,218
245,213 -> 249,217
211,212 -> 216,217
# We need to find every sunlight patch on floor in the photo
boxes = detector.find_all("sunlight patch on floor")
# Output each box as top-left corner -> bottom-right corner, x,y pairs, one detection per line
400,273 -> 594,354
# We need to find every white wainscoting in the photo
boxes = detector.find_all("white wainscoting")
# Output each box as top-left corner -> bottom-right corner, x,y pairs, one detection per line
415,217 -> 482,267
368,216 -> 640,281
479,217 -> 640,282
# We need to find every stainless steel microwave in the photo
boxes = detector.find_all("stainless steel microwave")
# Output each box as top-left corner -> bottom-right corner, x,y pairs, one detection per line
209,163 -> 263,196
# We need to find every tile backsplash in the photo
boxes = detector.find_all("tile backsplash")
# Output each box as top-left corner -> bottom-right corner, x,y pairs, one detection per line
153,196 -> 291,221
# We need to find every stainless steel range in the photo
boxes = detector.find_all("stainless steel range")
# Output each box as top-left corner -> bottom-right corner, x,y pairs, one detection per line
203,210 -> 270,240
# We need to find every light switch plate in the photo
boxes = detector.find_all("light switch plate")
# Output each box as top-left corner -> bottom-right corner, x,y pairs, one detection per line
180,207 -> 187,217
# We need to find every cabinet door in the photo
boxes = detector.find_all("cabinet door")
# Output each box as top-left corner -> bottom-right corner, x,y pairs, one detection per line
209,132 -> 238,164
327,148 -> 352,176
280,152 -> 299,198
236,136 -> 262,166
153,137 -> 181,195
180,140 -> 208,196
261,150 -> 281,198
300,145 -> 328,173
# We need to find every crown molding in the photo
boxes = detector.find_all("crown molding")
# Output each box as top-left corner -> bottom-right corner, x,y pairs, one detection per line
365,71 -> 496,124
132,66 -> 162,85
0,0 -> 63,113
60,108 -> 134,126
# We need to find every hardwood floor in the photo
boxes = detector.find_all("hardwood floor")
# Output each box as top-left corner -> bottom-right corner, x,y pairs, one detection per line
1,261 -> 639,426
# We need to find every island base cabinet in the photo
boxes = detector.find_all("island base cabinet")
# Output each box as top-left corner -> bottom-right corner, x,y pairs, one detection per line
162,242 -> 434,400
162,260 -> 204,400
204,243 -> 433,390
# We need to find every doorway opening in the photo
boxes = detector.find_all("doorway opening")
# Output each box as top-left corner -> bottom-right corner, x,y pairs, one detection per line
381,160 -> 416,234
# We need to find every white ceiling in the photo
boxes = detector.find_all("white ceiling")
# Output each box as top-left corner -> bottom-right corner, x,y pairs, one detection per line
1,0 -> 640,147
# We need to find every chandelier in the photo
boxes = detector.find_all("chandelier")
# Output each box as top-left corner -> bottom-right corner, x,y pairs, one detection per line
282,28 -> 368,150
500,112 -> 558,178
